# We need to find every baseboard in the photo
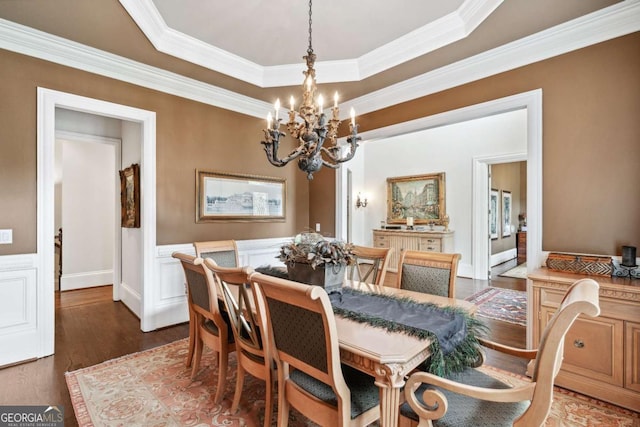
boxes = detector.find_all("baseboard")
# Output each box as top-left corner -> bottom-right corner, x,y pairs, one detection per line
60,269 -> 113,291
118,281 -> 141,318
491,249 -> 517,267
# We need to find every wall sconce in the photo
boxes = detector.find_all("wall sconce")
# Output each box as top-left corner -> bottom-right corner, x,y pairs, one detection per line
356,193 -> 368,208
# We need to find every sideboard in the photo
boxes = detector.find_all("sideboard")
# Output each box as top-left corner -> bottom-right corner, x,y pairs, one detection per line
528,268 -> 640,412
372,229 -> 454,271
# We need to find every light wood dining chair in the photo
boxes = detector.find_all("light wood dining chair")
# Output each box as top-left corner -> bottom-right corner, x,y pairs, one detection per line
251,272 -> 381,427
194,239 -> 239,267
186,240 -> 239,367
399,278 -> 600,427
205,260 -> 276,427
347,245 -> 393,286
395,251 -> 461,298
172,252 -> 235,404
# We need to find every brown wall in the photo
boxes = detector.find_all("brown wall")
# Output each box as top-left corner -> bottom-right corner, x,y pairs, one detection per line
0,49 -> 309,255
330,32 -> 640,256
1,32 -> 639,258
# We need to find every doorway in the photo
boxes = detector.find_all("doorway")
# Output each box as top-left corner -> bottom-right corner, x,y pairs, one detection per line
33,88 -> 157,364
488,161 -> 528,279
55,129 -> 121,294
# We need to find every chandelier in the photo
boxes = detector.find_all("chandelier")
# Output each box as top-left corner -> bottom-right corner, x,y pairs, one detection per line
261,0 -> 360,180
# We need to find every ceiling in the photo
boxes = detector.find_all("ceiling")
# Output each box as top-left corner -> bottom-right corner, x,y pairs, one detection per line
0,0 -> 627,108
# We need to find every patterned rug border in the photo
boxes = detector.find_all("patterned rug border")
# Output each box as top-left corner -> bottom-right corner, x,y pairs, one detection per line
465,287 -> 527,326
65,340 -> 189,427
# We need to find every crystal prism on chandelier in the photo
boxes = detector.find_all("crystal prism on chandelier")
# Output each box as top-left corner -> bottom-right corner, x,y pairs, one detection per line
260,0 -> 360,180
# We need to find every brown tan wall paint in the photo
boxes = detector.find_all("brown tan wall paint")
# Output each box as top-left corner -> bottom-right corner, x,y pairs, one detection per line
1,32 -> 639,258
0,49 -> 309,255
332,33 -> 640,256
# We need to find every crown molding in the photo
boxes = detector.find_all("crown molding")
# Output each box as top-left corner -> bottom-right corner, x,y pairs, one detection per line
119,0 -> 503,87
0,17 -> 271,118
346,0 -> 640,120
0,1 -> 637,121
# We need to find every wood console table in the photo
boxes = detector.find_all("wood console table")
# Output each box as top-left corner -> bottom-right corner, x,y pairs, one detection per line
373,229 -> 454,272
529,268 -> 640,412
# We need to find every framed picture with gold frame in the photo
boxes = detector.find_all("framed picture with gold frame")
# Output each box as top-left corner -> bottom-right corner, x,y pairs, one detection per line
119,163 -> 140,228
387,172 -> 446,225
196,170 -> 286,222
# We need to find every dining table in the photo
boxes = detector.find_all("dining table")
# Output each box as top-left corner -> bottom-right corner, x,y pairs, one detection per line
334,280 -> 476,427
236,269 -> 478,427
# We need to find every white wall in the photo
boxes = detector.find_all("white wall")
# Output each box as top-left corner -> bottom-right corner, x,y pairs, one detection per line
349,109 -> 527,276
117,121 -> 144,317
119,120 -> 143,317
60,139 -> 116,290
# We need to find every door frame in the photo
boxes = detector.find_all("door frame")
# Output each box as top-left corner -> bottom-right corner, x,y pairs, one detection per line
37,88 -> 157,358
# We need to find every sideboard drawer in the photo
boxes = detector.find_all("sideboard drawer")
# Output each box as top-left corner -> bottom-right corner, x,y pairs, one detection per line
420,238 -> 441,252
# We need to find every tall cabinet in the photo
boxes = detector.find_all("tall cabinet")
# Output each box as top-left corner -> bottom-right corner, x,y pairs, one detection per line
372,229 -> 454,271
529,268 -> 640,412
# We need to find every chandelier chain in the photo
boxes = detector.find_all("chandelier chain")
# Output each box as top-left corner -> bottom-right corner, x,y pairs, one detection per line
307,0 -> 313,55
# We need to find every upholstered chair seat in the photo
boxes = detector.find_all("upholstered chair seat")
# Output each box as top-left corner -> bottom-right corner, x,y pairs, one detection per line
400,368 -> 529,426
290,364 -> 381,420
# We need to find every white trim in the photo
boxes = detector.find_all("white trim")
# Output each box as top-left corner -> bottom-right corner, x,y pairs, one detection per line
491,249 -> 518,267
38,88 -> 157,362
153,237 -> 291,329
0,18 -> 269,119
118,281 -> 142,320
119,0 -> 503,87
0,2 -> 637,118
472,151 -> 528,280
60,270 -> 114,291
348,0 -> 640,119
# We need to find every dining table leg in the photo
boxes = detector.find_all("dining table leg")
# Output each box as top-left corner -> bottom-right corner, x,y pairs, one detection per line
374,364 -> 406,427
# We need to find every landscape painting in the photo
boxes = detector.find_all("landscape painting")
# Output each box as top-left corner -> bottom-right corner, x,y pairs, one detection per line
196,170 -> 285,222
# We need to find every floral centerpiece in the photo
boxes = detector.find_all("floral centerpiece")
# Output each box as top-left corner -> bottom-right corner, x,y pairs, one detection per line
278,232 -> 355,291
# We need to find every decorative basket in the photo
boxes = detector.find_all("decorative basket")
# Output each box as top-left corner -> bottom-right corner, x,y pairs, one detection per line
546,252 -> 613,276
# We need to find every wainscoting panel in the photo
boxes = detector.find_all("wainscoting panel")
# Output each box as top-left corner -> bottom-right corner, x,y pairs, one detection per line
152,237 -> 289,330
0,254 -> 39,367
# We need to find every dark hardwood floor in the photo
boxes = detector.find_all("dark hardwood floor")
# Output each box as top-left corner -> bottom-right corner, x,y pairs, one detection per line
0,261 -> 526,426
0,286 -> 189,427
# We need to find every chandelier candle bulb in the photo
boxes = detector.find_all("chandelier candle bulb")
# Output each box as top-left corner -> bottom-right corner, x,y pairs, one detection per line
350,107 -> 356,127
274,99 -> 280,120
290,96 -> 294,111
334,92 -> 338,108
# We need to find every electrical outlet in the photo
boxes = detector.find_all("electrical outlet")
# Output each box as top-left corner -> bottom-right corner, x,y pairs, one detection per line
315,223 -> 321,232
0,229 -> 12,244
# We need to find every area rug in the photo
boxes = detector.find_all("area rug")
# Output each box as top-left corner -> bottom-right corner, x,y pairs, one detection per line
499,262 -> 528,279
465,287 -> 527,326
65,339 -> 639,426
